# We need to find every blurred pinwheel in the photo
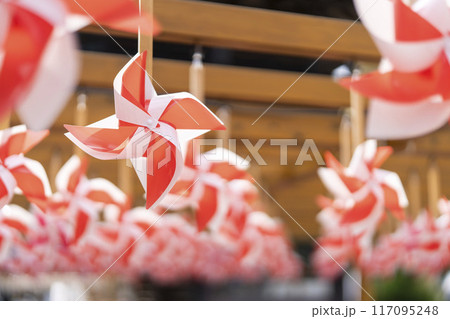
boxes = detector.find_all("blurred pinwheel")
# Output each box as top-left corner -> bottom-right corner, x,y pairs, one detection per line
126,208 -> 198,284
161,147 -> 252,232
317,140 -> 408,241
0,205 -> 39,271
50,155 -> 129,245
236,211 -> 302,281
364,212 -> 450,277
0,0 -> 158,130
0,126 -> 51,210
65,52 -> 225,210
312,229 -> 362,279
341,0 -> 450,139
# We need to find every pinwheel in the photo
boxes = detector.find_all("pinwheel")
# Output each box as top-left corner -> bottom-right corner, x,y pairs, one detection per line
317,140 -> 408,242
0,0 -> 158,130
0,206 -> 31,263
236,211 -> 302,281
0,204 -> 41,273
160,147 -> 251,231
50,155 -> 129,245
312,230 -> 362,279
72,220 -> 139,275
126,207 -> 198,284
340,0 -> 450,139
364,212 -> 450,277
438,197 -> 450,219
0,126 -> 51,210
65,51 -> 226,209
0,224 -> 11,262
191,232 -> 236,284
359,231 -> 404,278
216,179 -> 259,239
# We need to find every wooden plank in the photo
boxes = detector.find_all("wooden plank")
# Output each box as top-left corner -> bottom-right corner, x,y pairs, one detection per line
82,0 -> 379,61
80,51 -> 350,107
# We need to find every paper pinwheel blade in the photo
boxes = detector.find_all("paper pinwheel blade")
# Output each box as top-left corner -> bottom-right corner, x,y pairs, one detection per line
65,52 -> 225,209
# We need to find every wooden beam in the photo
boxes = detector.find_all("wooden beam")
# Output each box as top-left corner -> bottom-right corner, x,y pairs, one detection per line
80,51 -> 349,108
81,0 -> 379,61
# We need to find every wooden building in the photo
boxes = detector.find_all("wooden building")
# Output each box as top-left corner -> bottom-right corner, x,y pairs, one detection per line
13,0 -> 450,243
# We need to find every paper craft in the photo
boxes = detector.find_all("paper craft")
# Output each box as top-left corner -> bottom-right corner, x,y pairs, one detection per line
50,155 -> 129,244
0,125 -> 51,210
65,52 -> 226,209
236,211 -> 302,281
312,229 -> 360,279
317,140 -> 408,241
161,147 -> 252,231
0,0 -> 158,130
364,212 -> 450,277
0,205 -> 38,263
340,0 -> 450,139
313,140 -> 410,279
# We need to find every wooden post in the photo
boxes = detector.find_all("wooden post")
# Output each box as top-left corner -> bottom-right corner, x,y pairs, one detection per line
49,148 -> 62,192
427,159 -> 441,217
350,89 -> 365,151
139,0 -> 153,73
339,109 -> 352,166
403,141 -> 421,217
74,93 -> 87,158
407,169 -> 422,218
189,47 -> 205,102
216,106 -> 231,149
0,113 -> 11,130
349,69 -> 371,301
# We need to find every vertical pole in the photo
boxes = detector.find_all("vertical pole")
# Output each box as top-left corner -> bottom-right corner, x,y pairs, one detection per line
339,109 -> 352,166
350,69 -> 371,301
49,148 -> 62,192
407,169 -> 422,218
139,0 -> 154,75
0,114 -> 10,130
189,46 -> 208,162
74,93 -> 87,158
427,159 -> 441,217
216,106 -> 231,149
350,90 -> 365,151
189,47 -> 205,102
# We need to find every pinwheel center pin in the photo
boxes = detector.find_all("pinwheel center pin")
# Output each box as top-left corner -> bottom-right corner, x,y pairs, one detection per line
144,117 -> 159,131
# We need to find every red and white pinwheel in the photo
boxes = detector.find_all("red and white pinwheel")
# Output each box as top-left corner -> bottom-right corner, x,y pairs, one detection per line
340,0 -> 450,139
50,155 -> 129,245
0,223 -> 11,262
217,178 -> 259,240
65,52 -> 225,209
312,230 -> 363,279
438,197 -> 450,218
161,147 -> 252,231
0,204 -> 39,270
317,140 -> 408,241
126,208 -> 198,284
236,211 -> 302,281
364,212 -> 450,277
0,0 -> 158,130
0,126 -> 51,210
